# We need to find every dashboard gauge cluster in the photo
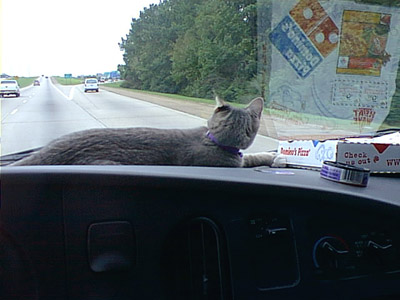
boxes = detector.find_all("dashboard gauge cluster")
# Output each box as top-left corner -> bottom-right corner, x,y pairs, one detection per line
247,214 -> 300,290
312,230 -> 400,279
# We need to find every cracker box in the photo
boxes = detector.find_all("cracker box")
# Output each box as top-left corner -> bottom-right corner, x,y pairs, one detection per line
336,132 -> 400,173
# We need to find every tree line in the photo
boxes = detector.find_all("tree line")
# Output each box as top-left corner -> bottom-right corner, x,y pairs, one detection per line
118,0 -> 258,103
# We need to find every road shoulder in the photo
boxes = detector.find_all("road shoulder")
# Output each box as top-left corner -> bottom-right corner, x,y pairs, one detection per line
100,86 -> 215,120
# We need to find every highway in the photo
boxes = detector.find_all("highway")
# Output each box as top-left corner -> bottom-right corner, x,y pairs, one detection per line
1,77 -> 277,156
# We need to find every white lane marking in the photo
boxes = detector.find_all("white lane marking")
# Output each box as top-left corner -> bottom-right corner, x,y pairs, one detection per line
2,100 -> 26,120
49,79 -> 76,100
69,87 -> 75,100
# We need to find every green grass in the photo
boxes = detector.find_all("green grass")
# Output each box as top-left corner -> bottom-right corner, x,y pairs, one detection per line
103,81 -> 222,106
102,81 -> 123,88
265,107 -> 352,127
53,76 -> 83,85
14,77 -> 38,88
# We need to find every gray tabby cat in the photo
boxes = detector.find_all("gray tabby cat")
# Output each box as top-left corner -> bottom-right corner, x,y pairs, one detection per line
12,97 -> 285,167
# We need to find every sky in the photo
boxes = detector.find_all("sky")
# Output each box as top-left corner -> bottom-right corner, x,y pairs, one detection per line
0,0 -> 158,77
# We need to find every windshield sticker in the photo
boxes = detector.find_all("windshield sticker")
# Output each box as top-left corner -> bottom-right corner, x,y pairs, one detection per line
337,10 -> 391,77
289,0 -> 339,58
269,16 -> 323,78
265,0 -> 400,139
332,79 -> 389,108
269,0 -> 339,78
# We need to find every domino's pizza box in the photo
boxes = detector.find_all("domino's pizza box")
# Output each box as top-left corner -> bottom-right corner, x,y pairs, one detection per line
336,132 -> 400,173
278,139 -> 340,169
278,132 -> 400,173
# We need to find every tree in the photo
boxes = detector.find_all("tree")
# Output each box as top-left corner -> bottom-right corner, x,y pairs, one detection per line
171,0 -> 256,101
119,3 -> 177,92
119,0 -> 258,102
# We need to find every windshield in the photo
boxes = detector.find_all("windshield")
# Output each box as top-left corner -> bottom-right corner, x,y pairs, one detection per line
1,80 -> 17,84
1,0 -> 399,157
86,79 -> 97,84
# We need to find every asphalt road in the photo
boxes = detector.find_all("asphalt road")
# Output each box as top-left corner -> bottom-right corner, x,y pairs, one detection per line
1,78 -> 278,156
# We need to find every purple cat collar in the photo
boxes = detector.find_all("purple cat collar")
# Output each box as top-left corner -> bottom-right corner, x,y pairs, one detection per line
206,131 -> 243,157
320,161 -> 370,187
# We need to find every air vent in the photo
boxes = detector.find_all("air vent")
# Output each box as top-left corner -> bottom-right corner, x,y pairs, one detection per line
187,217 -> 231,300
162,217 -> 232,300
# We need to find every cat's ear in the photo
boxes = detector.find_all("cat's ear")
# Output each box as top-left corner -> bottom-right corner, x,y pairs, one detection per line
246,97 -> 264,117
215,96 -> 226,109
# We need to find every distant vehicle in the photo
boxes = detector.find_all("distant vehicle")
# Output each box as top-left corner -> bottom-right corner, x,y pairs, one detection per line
84,78 -> 99,93
0,79 -> 20,97
34,80 -> 40,86
110,70 -> 121,81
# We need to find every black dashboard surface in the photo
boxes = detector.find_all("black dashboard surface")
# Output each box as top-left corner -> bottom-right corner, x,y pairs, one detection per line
1,165 -> 400,299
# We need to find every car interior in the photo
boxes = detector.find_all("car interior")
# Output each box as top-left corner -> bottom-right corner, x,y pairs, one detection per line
2,0 -> 400,299
1,164 -> 399,299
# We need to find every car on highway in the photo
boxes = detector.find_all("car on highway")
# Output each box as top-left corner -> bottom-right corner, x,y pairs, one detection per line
34,80 -> 40,86
1,1 -> 400,300
84,78 -> 99,92
0,79 -> 20,97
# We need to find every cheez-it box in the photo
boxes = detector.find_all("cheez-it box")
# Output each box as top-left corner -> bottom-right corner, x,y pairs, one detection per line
336,136 -> 400,173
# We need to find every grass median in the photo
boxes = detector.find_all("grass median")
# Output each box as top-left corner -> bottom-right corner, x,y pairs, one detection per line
15,77 -> 38,88
53,76 -> 83,85
102,81 -> 216,105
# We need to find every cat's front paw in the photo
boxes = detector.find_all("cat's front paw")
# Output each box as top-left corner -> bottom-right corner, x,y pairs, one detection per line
271,154 -> 287,168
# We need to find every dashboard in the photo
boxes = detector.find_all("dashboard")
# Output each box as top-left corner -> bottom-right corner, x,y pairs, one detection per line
1,165 -> 400,299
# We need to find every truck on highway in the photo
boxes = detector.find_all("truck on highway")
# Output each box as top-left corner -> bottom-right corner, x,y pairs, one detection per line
0,79 -> 20,97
